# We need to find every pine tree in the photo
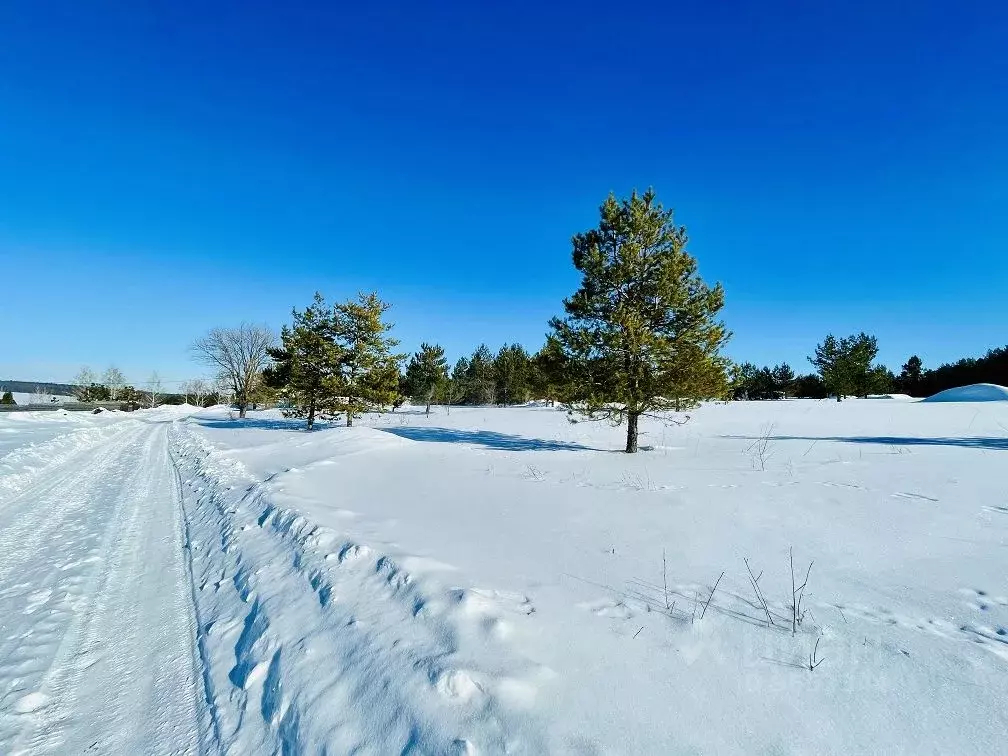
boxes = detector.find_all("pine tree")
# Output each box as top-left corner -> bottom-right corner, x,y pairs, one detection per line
772,363 -> 795,397
404,343 -> 448,415
548,189 -> 729,453
809,332 -> 880,400
898,355 -> 924,395
529,337 -> 568,405
264,292 -> 341,430
330,292 -> 403,427
494,343 -> 530,406
1,391 -> 14,405
466,344 -> 496,405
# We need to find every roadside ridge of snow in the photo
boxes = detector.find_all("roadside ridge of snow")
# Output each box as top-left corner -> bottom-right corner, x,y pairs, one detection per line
169,421 -> 550,754
0,419 -> 134,501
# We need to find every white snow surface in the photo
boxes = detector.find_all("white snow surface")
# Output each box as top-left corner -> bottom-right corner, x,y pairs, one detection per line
923,382 -> 1008,402
1,400 -> 1007,754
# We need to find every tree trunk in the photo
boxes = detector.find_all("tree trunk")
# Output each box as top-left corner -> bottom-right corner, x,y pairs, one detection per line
836,393 -> 842,403
239,402 -> 247,418
307,399 -> 315,431
625,411 -> 640,453
346,410 -> 353,427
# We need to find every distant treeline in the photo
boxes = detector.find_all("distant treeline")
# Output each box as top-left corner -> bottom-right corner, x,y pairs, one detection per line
733,342 -> 1008,401
898,345 -> 1008,398
0,380 -> 76,395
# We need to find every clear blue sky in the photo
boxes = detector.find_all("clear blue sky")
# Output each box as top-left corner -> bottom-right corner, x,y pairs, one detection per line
1,2 -> 1005,389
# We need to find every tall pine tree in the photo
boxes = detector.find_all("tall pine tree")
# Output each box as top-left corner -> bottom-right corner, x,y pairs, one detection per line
549,189 -> 729,453
404,342 -> 448,415
331,293 -> 403,426
264,292 -> 340,430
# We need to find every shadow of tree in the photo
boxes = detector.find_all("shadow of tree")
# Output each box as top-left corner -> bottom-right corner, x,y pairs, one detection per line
379,426 -> 594,452
723,434 -> 1008,451
193,417 -> 313,431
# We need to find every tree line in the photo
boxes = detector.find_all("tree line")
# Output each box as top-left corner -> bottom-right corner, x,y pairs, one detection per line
189,187 -> 1005,452
203,189 -> 728,451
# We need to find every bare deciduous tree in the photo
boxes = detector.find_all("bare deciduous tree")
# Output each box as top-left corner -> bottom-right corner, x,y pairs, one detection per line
146,372 -> 163,408
187,377 -> 209,406
192,324 -> 275,418
103,366 -> 125,401
72,366 -> 96,402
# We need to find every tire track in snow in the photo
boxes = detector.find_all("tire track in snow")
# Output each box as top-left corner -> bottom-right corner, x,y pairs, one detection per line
0,422 -> 208,755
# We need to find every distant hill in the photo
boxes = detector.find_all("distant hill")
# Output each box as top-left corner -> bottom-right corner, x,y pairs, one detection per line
0,380 -> 77,395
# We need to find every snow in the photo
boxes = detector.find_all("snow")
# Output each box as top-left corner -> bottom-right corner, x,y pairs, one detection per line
7,393 -> 74,406
923,382 -> 1008,402
1,399 -> 1006,753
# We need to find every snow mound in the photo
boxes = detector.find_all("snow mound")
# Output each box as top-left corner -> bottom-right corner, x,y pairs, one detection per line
923,383 -> 1008,402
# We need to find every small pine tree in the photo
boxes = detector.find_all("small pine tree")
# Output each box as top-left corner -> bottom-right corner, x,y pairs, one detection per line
548,189 -> 729,453
330,292 -> 404,427
404,343 -> 448,415
1,391 -> 14,405
264,292 -> 341,430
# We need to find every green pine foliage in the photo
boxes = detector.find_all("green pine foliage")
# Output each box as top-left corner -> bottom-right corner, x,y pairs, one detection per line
809,332 -> 882,400
494,343 -> 530,406
465,344 -> 496,405
265,291 -> 404,429
330,293 -> 404,427
264,292 -> 341,430
547,189 -> 729,453
403,343 -> 449,415
1,391 -> 15,405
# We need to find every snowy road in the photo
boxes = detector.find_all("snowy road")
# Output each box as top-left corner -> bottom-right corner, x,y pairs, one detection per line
0,419 -> 207,755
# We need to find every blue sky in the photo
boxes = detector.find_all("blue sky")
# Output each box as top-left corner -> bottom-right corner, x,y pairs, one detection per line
1,2 -> 1006,389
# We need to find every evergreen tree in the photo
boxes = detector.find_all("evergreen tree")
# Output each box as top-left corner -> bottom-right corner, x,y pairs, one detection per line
809,332 -> 880,400
548,189 -> 729,453
263,292 -> 340,430
330,292 -> 403,427
494,343 -> 530,406
1,391 -> 14,405
449,357 -> 469,410
529,337 -> 568,405
898,355 -> 924,395
793,373 -> 828,399
403,342 -> 448,415
772,363 -> 795,397
466,344 -> 496,405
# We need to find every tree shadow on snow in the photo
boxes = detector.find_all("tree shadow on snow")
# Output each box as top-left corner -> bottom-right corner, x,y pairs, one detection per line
723,434 -> 1008,451
379,426 -> 594,452
193,417 -> 310,432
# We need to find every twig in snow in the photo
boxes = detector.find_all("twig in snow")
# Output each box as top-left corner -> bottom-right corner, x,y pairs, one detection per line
699,571 -> 725,620
809,635 -> 825,671
744,557 -> 775,626
790,547 -> 814,634
745,423 -> 776,470
633,626 -> 644,639
662,548 -> 671,612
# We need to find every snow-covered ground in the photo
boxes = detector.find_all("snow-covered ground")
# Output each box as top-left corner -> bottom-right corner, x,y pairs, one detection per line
1,398 -> 1006,754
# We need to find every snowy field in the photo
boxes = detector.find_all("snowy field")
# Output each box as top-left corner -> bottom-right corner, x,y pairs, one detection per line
0,398 -> 1006,754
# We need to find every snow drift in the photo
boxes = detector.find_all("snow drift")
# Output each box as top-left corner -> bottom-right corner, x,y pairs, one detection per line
923,383 -> 1008,402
